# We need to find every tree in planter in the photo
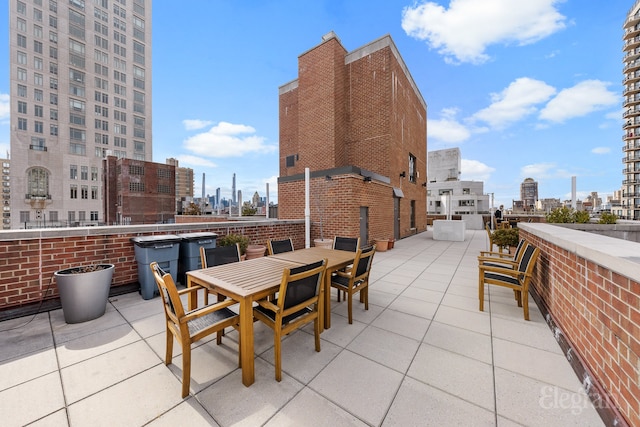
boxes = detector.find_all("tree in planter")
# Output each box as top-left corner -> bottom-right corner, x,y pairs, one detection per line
217,233 -> 249,255
598,212 -> 618,224
491,228 -> 519,252
545,206 -> 590,224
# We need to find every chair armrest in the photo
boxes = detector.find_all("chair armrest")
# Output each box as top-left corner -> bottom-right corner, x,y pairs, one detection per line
334,270 -> 352,279
478,263 -> 522,277
177,285 -> 205,297
182,298 -> 238,323
477,257 -> 517,267
478,251 -> 512,258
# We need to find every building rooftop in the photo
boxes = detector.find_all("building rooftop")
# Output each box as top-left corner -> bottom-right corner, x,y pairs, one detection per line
0,230 -> 603,426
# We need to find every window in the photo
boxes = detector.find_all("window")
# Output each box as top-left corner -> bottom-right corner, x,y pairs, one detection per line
94,7 -> 108,22
95,77 -> 107,89
70,164 -> 78,180
69,84 -> 85,96
70,184 -> 78,199
113,30 -> 125,44
70,98 -> 85,112
50,108 -> 58,120
34,121 -> 43,133
17,18 -> 26,32
49,77 -> 58,89
17,51 -> 27,65
70,143 -> 86,155
69,39 -> 85,54
34,105 -> 43,117
20,211 -> 30,223
94,49 -> 108,63
114,136 -> 126,147
410,200 -> 416,229
49,31 -> 57,43
68,211 -> 75,223
30,137 -> 46,151
18,101 -> 27,114
27,167 -> 49,198
95,133 -> 108,145
49,0 -> 57,12
50,93 -> 58,105
129,182 -> 145,192
94,21 -> 108,35
69,68 -> 85,83
133,128 -> 144,138
113,43 -> 125,57
134,141 -> 144,152
49,15 -> 57,28
69,128 -> 85,142
70,113 -> 85,125
129,165 -> 144,175
408,153 -> 417,183
34,24 -> 43,38
69,0 -> 85,11
114,97 -> 126,108
114,124 -> 125,134
50,124 -> 58,135
114,110 -> 125,121
49,62 -> 58,74
17,34 -> 27,48
17,0 -> 26,14
34,73 -> 43,86
17,84 -> 27,97
113,83 -> 125,95
90,210 -> 98,219
95,105 -> 108,117
18,118 -> 27,130
94,63 -> 108,76
34,89 -> 43,101
49,46 -> 57,59
34,40 -> 43,54
35,57 -> 43,70
17,68 -> 27,81
95,119 -> 108,131
94,91 -> 108,103
91,166 -> 98,181
34,7 -> 43,21
81,185 -> 88,199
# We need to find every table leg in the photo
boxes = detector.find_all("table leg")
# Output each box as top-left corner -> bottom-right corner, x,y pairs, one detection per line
323,269 -> 332,329
239,297 -> 255,386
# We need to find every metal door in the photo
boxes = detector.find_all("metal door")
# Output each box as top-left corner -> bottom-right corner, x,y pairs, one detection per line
394,197 -> 400,240
359,207 -> 368,244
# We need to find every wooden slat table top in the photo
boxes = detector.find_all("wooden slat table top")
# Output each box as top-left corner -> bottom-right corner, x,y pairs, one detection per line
269,247 -> 355,269
187,257 -> 302,298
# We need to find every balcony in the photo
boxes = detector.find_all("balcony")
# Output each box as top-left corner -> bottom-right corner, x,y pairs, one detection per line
29,145 -> 48,152
1,222 -> 638,425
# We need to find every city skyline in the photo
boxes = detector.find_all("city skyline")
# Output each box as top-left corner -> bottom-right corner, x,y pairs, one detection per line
0,1 -> 627,209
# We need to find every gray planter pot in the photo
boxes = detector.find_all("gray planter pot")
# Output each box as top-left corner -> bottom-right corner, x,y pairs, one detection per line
54,264 -> 114,324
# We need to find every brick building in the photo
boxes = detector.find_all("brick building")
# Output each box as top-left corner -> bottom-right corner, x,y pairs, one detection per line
103,156 -> 175,225
278,32 -> 427,244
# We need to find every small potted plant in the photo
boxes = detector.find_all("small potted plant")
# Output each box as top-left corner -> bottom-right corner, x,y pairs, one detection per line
217,233 -> 250,258
491,228 -> 519,252
54,264 -> 115,324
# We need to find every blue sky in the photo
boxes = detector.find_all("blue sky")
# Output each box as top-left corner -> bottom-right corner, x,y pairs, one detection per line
0,0 -> 629,208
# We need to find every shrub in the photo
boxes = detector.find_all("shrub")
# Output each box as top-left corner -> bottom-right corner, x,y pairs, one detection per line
217,233 -> 249,255
598,212 -> 618,224
573,210 -> 591,224
492,228 -> 519,249
545,207 -> 591,224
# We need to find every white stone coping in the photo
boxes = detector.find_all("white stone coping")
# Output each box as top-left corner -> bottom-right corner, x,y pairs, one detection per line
519,223 -> 640,282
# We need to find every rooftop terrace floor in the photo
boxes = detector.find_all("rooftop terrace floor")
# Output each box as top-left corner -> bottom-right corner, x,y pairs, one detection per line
0,229 -> 604,426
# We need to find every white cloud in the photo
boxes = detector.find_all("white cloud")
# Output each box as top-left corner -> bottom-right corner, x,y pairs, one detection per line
591,147 -> 610,154
401,0 -> 567,64
471,78 -> 556,129
183,121 -> 277,157
428,108 -> 471,142
183,119 -> 213,131
460,159 -> 495,181
175,155 -> 217,167
520,162 -> 573,179
539,80 -> 619,123
0,94 -> 10,122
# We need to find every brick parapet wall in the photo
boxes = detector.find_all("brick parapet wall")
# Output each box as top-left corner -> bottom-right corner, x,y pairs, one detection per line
519,223 -> 639,426
0,220 -> 305,312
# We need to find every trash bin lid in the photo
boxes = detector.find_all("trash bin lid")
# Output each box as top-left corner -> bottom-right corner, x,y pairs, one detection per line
177,232 -> 218,242
131,234 -> 182,247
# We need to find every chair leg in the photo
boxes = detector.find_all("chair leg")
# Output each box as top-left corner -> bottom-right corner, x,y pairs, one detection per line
347,289 -> 353,324
337,288 -> 341,302
181,344 -> 191,398
363,287 -> 368,311
165,328 -> 174,364
314,317 -> 321,352
274,330 -> 282,382
478,273 -> 485,312
522,291 -> 530,321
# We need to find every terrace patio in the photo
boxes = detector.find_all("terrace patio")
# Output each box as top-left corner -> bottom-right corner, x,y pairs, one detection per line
0,229 -> 607,426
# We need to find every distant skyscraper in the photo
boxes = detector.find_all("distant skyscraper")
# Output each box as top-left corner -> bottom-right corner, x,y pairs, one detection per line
9,0 -> 152,229
623,2 -> 640,220
520,178 -> 538,209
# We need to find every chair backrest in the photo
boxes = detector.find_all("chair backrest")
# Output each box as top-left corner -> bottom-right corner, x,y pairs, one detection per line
353,245 -> 376,279
279,259 -> 326,312
200,244 -> 241,268
511,239 -> 527,262
150,261 -> 185,321
268,238 -> 294,255
516,243 -> 539,276
485,224 -> 495,250
333,236 -> 360,252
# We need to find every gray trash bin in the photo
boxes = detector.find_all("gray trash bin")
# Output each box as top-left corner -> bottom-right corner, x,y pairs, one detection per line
178,232 -> 217,285
131,235 -> 181,299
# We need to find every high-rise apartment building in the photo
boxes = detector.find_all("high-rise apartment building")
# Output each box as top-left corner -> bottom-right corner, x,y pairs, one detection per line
9,0 -> 152,229
1,157 -> 10,229
623,1 -> 640,220
520,177 -> 538,210
166,157 -> 194,214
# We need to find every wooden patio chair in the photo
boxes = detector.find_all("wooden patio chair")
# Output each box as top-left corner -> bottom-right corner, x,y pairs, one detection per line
330,245 -> 376,324
253,259 -> 327,381
477,238 -> 528,269
199,244 -> 241,304
478,243 -> 540,320
150,261 -> 240,398
267,238 -> 294,255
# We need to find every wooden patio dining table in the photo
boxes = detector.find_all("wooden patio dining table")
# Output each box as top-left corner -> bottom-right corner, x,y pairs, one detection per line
185,247 -> 355,387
